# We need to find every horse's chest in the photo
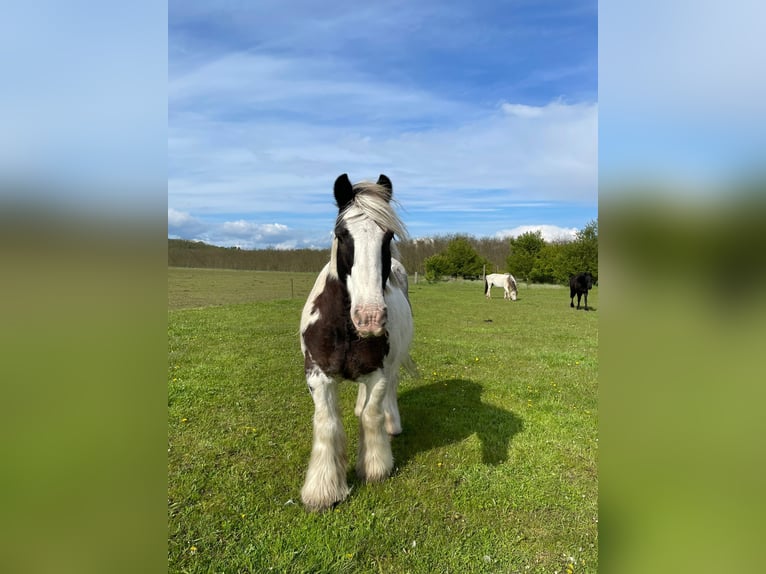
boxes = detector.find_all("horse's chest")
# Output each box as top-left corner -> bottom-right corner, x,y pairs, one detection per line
303,319 -> 389,379
302,281 -> 389,380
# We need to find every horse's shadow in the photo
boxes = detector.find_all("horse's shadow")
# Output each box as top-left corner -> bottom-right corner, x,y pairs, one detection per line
391,379 -> 523,470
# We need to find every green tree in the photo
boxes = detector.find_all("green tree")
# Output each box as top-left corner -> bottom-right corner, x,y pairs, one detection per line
561,219 -> 598,281
423,236 -> 488,280
423,254 -> 451,281
506,230 -> 545,282
444,236 -> 488,277
529,242 -> 564,284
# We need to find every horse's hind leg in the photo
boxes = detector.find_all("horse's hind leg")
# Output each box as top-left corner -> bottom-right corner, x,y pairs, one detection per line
357,378 -> 401,435
355,380 -> 398,435
382,370 -> 402,436
301,370 -> 349,511
356,370 -> 394,483
576,292 -> 583,309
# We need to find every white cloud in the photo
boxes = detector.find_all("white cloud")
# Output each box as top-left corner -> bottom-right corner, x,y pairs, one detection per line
167,213 -> 332,249
495,224 -> 579,242
501,103 -> 544,119
168,208 -> 207,237
220,220 -> 289,239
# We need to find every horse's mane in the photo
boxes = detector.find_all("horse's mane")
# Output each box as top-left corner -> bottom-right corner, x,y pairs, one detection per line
337,181 -> 409,240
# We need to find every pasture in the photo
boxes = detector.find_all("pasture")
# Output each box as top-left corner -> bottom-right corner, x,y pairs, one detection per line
168,268 -> 598,573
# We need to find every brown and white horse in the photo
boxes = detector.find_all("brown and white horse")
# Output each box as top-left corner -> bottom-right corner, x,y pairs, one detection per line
299,173 -> 414,511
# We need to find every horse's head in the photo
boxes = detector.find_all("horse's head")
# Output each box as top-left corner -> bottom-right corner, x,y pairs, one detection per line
584,272 -> 594,290
332,173 -> 407,338
507,275 -> 518,300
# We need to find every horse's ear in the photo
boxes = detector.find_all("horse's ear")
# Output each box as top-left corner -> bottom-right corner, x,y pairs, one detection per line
376,174 -> 393,201
334,173 -> 354,210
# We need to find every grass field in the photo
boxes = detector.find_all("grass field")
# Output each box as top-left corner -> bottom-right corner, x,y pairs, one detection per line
168,268 -> 598,573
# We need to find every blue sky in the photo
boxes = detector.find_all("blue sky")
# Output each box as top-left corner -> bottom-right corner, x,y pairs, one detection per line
169,0 -> 597,249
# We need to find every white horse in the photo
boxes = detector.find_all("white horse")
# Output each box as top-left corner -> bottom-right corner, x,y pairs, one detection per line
485,273 -> 518,300
299,173 -> 414,512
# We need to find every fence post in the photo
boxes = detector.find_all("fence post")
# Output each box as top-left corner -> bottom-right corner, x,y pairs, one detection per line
414,271 -> 418,284
291,278 -> 294,299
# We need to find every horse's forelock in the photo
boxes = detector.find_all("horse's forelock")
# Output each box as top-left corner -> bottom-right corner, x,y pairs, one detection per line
337,182 -> 408,240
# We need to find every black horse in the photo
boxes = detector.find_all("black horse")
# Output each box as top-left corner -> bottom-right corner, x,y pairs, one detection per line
570,272 -> 594,310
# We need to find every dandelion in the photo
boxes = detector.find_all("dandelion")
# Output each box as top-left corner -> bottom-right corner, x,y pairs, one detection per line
475,357 -> 479,362
345,553 -> 353,559
437,462 -> 442,467
181,418 -> 188,423
189,546 -> 198,555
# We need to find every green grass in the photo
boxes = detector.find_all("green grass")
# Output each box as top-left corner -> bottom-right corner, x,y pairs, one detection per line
168,270 -> 598,573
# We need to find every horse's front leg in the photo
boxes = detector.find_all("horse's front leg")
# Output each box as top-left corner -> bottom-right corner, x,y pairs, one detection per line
356,369 -> 394,482
584,291 -> 589,310
301,369 -> 349,512
354,383 -> 366,417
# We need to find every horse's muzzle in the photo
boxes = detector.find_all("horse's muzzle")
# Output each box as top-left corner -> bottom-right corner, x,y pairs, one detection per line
352,305 -> 387,338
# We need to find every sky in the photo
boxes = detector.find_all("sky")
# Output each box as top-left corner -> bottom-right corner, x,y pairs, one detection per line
169,0 -> 598,249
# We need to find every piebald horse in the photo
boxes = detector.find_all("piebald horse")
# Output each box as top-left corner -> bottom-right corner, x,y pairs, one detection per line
299,174 -> 414,511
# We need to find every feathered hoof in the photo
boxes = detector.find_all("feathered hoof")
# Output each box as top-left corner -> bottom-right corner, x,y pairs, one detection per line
301,489 -> 348,512
301,482 -> 349,512
356,457 -> 393,483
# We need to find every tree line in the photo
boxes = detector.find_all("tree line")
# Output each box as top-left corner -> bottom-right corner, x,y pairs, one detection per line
419,220 -> 597,284
168,219 -> 597,285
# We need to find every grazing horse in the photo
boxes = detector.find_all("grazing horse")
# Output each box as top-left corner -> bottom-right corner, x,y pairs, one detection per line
299,173 -> 414,512
485,273 -> 518,301
569,272 -> 594,310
